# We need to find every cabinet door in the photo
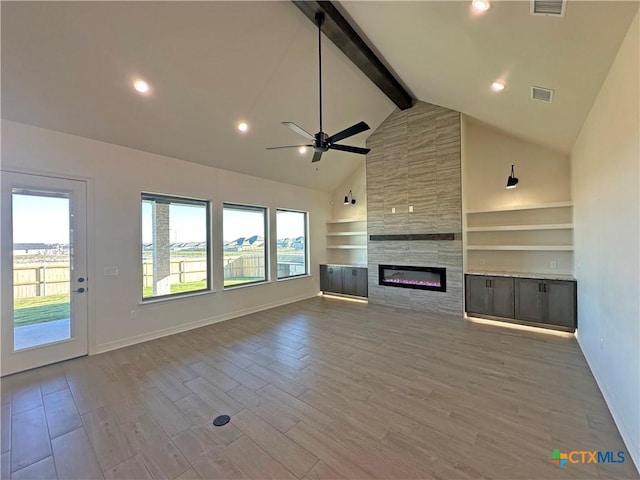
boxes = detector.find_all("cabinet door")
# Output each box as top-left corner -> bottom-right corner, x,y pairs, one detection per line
515,278 -> 545,322
465,275 -> 490,315
490,277 -> 514,318
355,268 -> 368,297
319,265 -> 329,291
342,268 -> 358,296
328,266 -> 343,293
546,281 -> 576,328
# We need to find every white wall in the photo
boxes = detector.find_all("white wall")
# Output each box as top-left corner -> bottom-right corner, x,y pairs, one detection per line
463,116 -> 571,211
330,161 -> 367,221
1,120 -> 330,353
327,161 -> 367,266
462,116 -> 573,275
571,12 -> 639,472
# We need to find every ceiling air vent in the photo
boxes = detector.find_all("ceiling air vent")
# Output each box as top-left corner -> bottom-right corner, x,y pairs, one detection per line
531,86 -> 555,103
530,0 -> 566,16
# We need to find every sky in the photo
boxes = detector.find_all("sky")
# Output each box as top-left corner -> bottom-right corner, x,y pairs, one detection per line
142,202 -> 306,244
12,194 -> 70,244
13,194 -> 305,245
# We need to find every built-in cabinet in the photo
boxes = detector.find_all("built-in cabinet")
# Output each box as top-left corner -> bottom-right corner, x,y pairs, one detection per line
465,274 -> 576,331
465,275 -> 514,318
320,264 -> 368,298
514,278 -> 576,328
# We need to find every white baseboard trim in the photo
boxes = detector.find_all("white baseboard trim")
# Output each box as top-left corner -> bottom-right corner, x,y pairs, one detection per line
94,293 -> 317,355
576,333 -> 640,475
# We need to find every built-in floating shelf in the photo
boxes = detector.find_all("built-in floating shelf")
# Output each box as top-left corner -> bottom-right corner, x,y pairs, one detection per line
326,231 -> 367,236
466,245 -> 574,251
327,245 -> 367,250
326,218 -> 366,224
465,201 -> 573,214
466,223 -> 574,232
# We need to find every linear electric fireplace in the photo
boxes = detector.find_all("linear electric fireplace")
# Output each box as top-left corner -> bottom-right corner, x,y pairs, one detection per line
378,265 -> 446,292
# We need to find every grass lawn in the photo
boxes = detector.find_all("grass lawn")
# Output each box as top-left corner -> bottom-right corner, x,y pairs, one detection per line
143,280 -> 208,298
142,277 -> 265,297
14,294 -> 70,327
16,275 -> 266,326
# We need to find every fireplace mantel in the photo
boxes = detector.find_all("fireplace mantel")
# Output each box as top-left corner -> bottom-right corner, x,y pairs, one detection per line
369,233 -> 456,241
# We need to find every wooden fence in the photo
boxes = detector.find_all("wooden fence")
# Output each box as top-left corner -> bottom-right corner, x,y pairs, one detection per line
142,258 -> 209,287
15,253 -> 301,298
14,264 -> 70,299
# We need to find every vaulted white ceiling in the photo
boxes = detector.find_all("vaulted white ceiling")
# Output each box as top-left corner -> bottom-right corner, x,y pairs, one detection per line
339,0 -> 638,154
2,1 -> 637,192
1,1 -> 393,192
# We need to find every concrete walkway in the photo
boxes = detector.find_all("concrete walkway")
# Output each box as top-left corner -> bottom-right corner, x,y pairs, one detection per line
14,318 -> 70,350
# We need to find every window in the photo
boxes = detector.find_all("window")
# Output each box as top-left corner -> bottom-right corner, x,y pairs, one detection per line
141,194 -> 210,299
277,209 -> 308,279
223,204 -> 268,287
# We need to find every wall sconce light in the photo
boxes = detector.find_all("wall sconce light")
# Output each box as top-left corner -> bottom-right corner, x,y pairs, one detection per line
506,165 -> 519,189
343,190 -> 356,205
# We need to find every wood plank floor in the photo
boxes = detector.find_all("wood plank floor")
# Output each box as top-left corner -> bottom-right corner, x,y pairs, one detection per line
1,296 -> 637,479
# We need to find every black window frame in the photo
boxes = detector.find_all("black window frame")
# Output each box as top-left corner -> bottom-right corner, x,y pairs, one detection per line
141,192 -> 211,301
222,203 -> 269,288
276,209 -> 309,280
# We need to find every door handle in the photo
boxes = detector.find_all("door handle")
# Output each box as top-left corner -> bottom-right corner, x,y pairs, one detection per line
73,287 -> 86,293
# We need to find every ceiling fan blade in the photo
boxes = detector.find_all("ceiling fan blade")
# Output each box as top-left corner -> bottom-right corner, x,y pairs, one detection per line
266,144 -> 313,150
312,151 -> 323,163
329,144 -> 371,155
282,122 -> 314,140
327,121 -> 370,144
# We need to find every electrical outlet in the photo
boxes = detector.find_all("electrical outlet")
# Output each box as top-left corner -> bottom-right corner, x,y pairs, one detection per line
479,259 -> 486,266
409,205 -> 414,213
391,207 -> 396,214
550,261 -> 558,269
130,310 -> 137,320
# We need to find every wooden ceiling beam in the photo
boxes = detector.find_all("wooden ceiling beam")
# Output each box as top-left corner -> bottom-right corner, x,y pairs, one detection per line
292,1 -> 414,110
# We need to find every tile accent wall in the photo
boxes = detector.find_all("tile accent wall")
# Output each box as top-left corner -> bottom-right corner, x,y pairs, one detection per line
366,101 -> 463,316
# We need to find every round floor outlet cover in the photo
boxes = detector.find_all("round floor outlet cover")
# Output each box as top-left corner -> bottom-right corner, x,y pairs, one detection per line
213,415 -> 230,427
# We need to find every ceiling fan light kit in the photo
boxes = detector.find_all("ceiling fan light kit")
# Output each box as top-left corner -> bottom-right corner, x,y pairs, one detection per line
266,11 -> 371,163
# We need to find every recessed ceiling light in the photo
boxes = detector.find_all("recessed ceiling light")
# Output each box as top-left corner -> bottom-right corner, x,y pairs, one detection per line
133,79 -> 149,93
491,81 -> 506,92
299,146 -> 307,154
237,122 -> 249,132
472,0 -> 491,12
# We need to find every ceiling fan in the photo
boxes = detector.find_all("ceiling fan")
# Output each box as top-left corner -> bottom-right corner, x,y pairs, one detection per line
266,11 -> 371,163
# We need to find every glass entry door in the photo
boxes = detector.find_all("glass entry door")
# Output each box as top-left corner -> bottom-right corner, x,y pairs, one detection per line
1,172 -> 88,376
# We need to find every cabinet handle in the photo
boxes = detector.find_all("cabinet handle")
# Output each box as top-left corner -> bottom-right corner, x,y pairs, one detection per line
543,284 -> 547,293
485,279 -> 489,288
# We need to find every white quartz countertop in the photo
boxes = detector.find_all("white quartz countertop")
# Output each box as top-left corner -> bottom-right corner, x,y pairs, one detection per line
321,264 -> 368,268
466,271 -> 576,281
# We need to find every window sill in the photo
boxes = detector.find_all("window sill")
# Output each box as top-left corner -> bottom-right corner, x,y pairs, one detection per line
139,289 -> 215,305
223,280 -> 272,291
277,274 -> 312,282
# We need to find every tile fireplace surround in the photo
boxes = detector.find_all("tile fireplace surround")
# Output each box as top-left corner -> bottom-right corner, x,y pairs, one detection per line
366,101 -> 463,316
